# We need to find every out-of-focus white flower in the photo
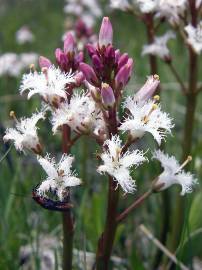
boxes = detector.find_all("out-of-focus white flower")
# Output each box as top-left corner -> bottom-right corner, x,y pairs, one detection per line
153,150 -> 198,195
20,53 -> 38,67
51,92 -> 106,136
155,0 -> 187,25
119,97 -> 173,145
184,22 -> 202,54
20,65 -> 75,105
16,26 -> 34,45
0,52 -> 38,77
37,154 -> 82,200
64,0 -> 102,26
110,0 -> 131,11
142,31 -> 175,60
97,135 -> 146,193
4,111 -> 45,153
135,0 -> 158,13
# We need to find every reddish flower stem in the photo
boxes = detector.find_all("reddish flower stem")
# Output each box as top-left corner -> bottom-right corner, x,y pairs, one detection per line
116,189 -> 153,223
95,107 -> 120,270
62,124 -> 74,270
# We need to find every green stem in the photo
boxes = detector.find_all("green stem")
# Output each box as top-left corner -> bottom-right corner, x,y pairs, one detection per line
170,49 -> 198,252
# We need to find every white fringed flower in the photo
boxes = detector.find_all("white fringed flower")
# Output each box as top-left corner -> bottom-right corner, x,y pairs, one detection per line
97,135 -> 146,193
185,22 -> 202,54
20,65 -> 75,105
119,97 -> 173,145
51,92 -> 106,136
110,0 -> 131,11
136,0 -> 158,13
37,154 -> 82,200
4,111 -> 45,153
142,31 -> 175,60
153,150 -> 198,195
156,0 -> 187,25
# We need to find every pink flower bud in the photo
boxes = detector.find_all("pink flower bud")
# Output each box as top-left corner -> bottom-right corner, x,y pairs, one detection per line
101,83 -> 115,108
86,43 -> 97,57
92,55 -> 103,71
134,75 -> 160,102
55,48 -> 68,70
99,17 -> 113,47
115,58 -> 133,89
63,32 -> 75,54
74,72 -> 85,86
79,63 -> 99,86
115,49 -> 121,63
117,53 -> 129,70
75,51 -> 84,65
39,56 -> 52,68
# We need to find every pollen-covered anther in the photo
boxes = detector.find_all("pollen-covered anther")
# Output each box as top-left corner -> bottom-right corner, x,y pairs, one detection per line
153,95 -> 160,101
154,74 -> 160,80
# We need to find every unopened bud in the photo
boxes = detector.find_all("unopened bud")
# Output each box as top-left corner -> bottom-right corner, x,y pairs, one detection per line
39,56 -> 52,69
115,58 -> 133,90
63,32 -> 75,54
79,63 -> 99,86
101,83 -> 115,108
99,17 -> 113,47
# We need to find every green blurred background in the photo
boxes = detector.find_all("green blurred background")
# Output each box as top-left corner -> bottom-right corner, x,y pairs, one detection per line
0,0 -> 202,269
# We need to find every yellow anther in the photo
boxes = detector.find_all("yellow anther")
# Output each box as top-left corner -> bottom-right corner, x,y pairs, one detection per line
152,104 -> 158,110
9,110 -> 18,122
153,95 -> 160,101
41,67 -> 48,74
178,155 -> 193,172
9,110 -> 15,118
154,74 -> 160,80
102,82 -> 109,88
29,63 -> 35,71
58,169 -> 65,176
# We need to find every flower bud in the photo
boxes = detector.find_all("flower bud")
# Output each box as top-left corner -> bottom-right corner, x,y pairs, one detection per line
86,43 -> 97,57
115,49 -> 121,63
101,83 -> 115,108
39,56 -> 52,68
74,71 -> 85,86
99,17 -> 113,47
75,51 -> 84,64
134,75 -> 160,102
55,48 -> 68,70
92,55 -> 103,71
117,53 -> 129,70
63,32 -> 75,54
115,58 -> 133,89
79,63 -> 99,86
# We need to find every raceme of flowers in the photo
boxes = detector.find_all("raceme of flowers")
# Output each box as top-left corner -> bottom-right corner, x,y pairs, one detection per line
4,16 -> 197,202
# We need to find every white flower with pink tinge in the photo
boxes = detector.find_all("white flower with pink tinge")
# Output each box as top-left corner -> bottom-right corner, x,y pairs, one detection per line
185,22 -> 202,54
51,91 -> 106,136
37,154 -> 82,201
97,135 -> 146,193
142,31 -> 175,60
20,65 -> 75,105
4,111 -> 45,153
153,150 -> 198,195
119,97 -> 173,145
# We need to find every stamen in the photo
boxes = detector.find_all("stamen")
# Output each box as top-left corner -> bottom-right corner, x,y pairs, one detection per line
42,67 -> 49,81
9,110 -> 18,123
29,63 -> 36,72
58,169 -> 65,176
143,104 -> 158,123
178,155 -> 192,172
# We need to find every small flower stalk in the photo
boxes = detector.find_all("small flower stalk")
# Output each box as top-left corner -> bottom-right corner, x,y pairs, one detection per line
4,15 -> 198,270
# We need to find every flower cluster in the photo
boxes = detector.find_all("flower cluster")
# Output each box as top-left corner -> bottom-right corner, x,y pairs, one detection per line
4,16 -> 197,205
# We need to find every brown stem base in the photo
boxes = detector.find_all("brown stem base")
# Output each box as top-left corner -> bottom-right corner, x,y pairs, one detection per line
62,211 -> 74,270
